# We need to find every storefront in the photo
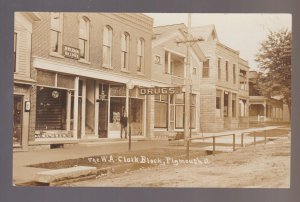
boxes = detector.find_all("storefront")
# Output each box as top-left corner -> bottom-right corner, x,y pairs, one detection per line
13,83 -> 32,149
33,69 -> 147,141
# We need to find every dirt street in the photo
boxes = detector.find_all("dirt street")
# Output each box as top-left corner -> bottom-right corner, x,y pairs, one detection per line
67,137 -> 290,188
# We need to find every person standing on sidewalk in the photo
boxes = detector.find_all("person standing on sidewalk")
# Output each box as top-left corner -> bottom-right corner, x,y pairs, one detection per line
120,107 -> 128,139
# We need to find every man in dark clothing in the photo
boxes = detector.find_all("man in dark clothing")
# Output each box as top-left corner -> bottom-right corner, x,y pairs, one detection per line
120,108 -> 128,139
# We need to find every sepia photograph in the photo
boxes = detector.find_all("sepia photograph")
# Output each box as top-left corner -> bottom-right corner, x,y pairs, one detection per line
12,12 -> 291,188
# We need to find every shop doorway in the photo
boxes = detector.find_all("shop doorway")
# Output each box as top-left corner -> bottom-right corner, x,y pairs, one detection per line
130,98 -> 144,136
13,95 -> 23,147
98,100 -> 108,138
109,97 -> 126,138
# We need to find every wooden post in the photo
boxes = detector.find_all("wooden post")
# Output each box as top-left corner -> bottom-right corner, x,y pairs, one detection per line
186,138 -> 190,159
233,134 -> 236,151
264,130 -> 267,144
213,136 -> 216,155
241,133 -> 244,147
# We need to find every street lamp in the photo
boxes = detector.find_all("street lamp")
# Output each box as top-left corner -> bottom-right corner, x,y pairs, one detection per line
126,80 -> 135,151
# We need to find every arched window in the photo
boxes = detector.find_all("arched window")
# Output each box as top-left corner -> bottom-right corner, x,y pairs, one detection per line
103,25 -> 113,67
137,38 -> 145,72
79,16 -> 90,60
50,12 -> 63,54
121,32 -> 130,70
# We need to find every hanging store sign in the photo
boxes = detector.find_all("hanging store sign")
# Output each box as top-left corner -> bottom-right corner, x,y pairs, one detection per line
63,45 -> 80,60
139,87 -> 182,95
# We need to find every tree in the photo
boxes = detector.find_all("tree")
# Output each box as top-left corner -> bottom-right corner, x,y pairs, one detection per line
255,29 -> 291,120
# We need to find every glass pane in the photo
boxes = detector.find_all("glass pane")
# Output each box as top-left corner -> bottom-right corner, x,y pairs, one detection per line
51,12 -> 60,30
110,85 -> 126,96
50,30 -> 59,52
161,94 -> 168,102
37,70 -> 56,86
154,102 -> 168,128
175,105 -> 184,128
79,39 -> 85,59
13,95 -> 22,146
57,74 -> 75,89
191,106 -> 196,128
131,99 -> 143,136
79,18 -> 87,38
175,93 -> 184,104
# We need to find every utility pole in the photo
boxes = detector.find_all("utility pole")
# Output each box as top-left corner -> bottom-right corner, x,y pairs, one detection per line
176,14 -> 194,145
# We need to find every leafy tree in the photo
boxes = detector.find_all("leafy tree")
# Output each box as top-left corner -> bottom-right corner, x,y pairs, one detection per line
255,29 -> 291,120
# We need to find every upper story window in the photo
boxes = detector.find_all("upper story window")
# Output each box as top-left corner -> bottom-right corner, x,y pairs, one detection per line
79,16 -> 90,61
202,59 -> 209,78
137,38 -> 145,73
225,61 -> 229,81
13,32 -> 18,72
121,32 -> 130,70
50,12 -> 63,54
233,64 -> 236,84
103,25 -> 113,67
218,58 -> 221,80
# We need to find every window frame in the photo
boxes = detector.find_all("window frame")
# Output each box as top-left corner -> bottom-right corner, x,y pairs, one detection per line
121,32 -> 130,71
137,38 -> 145,73
103,25 -> 113,68
202,59 -> 210,78
13,32 -> 19,73
225,61 -> 229,82
79,16 -> 90,62
50,12 -> 63,55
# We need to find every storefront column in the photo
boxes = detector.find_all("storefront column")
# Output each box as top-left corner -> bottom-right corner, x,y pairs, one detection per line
220,90 -> 224,117
66,91 -> 71,131
81,80 -> 86,138
73,76 -> 79,139
94,81 -> 99,137
228,92 -> 232,117
263,101 -> 267,117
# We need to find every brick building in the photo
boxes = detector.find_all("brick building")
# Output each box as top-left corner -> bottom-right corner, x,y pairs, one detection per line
190,25 -> 250,132
16,12 -> 154,149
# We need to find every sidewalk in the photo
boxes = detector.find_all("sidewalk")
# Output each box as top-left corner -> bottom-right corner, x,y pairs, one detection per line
13,125 -> 289,185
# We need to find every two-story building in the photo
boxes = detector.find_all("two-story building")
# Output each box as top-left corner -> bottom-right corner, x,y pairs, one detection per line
151,23 -> 206,136
248,71 -> 284,124
13,12 -> 41,149
190,25 -> 250,132
22,12 -> 154,148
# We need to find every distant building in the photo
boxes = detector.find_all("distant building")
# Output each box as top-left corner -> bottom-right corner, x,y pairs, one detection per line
248,71 -> 284,123
151,23 -> 206,136
190,25 -> 250,132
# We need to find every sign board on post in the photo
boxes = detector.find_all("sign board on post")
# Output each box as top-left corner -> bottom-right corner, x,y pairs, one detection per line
139,87 -> 182,95
63,45 -> 80,60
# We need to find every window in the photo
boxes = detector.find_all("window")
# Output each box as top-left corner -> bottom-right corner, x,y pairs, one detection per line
175,93 -> 184,129
121,32 -> 129,70
13,32 -> 17,72
137,38 -> 145,72
103,25 -> 113,67
154,95 -> 168,128
224,92 -> 229,117
50,12 -> 62,54
202,59 -> 209,78
218,58 -> 221,80
233,64 -> 236,84
216,90 -> 221,117
190,58 -> 197,75
225,61 -> 229,81
79,17 -> 89,61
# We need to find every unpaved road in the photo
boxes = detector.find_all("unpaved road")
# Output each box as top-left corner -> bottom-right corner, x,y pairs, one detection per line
67,137 -> 290,188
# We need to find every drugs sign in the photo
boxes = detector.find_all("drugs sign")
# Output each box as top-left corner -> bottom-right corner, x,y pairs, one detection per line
139,87 -> 182,95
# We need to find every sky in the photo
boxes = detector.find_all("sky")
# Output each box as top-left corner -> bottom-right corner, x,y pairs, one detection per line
145,13 -> 292,70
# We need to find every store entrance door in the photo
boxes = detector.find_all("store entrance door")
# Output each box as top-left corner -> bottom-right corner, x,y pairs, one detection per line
13,95 -> 23,147
98,100 -> 108,138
